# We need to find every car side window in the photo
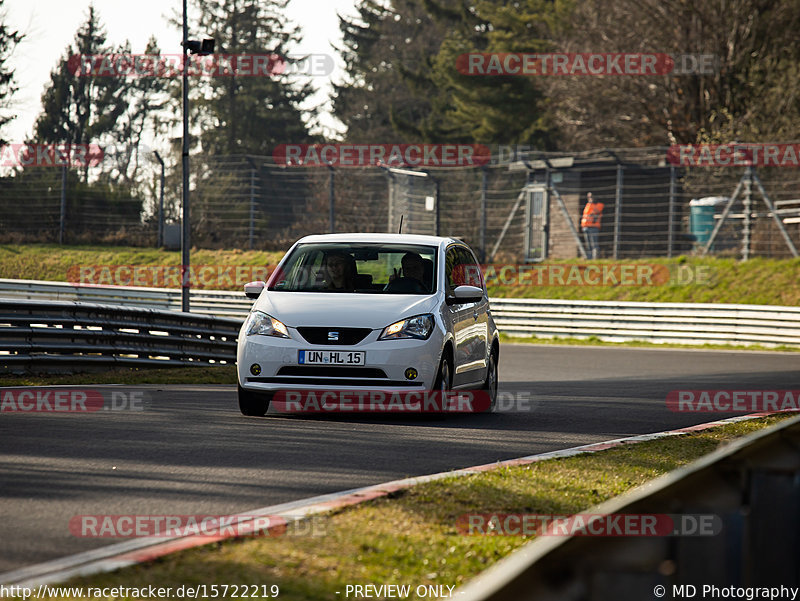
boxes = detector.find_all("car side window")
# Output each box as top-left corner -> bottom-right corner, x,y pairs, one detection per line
459,247 -> 484,290
446,245 -> 483,294
445,246 -> 461,293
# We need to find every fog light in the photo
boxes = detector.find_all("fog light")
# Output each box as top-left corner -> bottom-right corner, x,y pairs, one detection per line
250,363 -> 262,376
404,367 -> 418,380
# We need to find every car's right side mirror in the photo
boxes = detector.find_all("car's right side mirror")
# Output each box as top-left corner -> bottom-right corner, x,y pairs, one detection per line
244,280 -> 266,299
446,285 -> 484,305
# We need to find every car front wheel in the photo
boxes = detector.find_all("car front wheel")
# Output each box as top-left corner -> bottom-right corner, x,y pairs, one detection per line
238,385 -> 272,416
482,350 -> 498,412
433,354 -> 452,393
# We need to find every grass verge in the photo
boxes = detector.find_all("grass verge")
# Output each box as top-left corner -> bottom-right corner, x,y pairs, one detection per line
0,244 -> 285,288
38,413 -> 796,601
2,244 -> 800,304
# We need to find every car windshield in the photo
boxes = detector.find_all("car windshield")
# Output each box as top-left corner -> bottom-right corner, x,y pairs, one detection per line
268,243 -> 437,294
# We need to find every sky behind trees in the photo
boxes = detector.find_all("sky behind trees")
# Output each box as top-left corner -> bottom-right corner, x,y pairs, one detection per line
3,0 -> 358,143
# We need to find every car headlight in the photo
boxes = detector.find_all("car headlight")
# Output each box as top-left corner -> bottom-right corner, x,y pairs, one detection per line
379,313 -> 434,340
244,311 -> 290,338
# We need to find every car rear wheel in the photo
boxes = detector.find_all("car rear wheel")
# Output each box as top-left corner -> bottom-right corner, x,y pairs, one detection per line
238,385 -> 272,416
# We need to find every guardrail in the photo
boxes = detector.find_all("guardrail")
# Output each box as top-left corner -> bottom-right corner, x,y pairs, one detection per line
455,414 -> 800,600
2,279 -> 799,348
491,297 -> 800,347
0,279 -> 252,318
0,298 -> 241,374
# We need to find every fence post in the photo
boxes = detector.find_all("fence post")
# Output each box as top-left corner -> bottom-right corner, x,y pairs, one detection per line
667,166 -> 675,258
742,166 -> 752,261
59,163 -> 67,245
154,151 -> 165,247
328,165 -> 335,234
249,165 -> 256,250
480,166 -> 488,262
434,178 -> 441,237
613,164 -> 623,259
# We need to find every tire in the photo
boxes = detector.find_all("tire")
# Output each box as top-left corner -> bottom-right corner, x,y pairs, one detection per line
482,349 -> 499,413
431,353 -> 452,416
433,353 -> 452,393
238,385 -> 272,417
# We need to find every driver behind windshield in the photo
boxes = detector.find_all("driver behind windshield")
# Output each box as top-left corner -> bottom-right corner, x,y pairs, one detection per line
321,251 -> 355,290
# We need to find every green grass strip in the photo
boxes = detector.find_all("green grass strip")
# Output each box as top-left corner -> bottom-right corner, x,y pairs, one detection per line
37,414 -> 795,600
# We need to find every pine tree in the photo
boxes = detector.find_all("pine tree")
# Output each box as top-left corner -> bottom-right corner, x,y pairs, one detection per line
0,0 -> 24,145
187,0 -> 314,154
34,5 -> 131,179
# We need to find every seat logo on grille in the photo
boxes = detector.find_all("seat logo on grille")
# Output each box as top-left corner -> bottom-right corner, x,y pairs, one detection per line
327,331 -> 339,341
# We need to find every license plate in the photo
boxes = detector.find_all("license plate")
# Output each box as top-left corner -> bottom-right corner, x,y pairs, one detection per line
298,350 -> 365,365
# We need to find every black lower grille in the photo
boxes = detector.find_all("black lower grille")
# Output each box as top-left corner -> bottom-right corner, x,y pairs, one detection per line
277,366 -> 387,378
246,377 -> 418,387
297,327 -> 372,345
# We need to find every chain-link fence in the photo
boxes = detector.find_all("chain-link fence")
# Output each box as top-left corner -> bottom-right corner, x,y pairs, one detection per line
2,146 -> 799,260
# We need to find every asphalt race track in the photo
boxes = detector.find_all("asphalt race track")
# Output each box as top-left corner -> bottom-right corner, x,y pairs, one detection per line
1,344 -> 797,574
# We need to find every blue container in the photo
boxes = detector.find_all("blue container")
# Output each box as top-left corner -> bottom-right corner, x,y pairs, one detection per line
690,197 -> 728,245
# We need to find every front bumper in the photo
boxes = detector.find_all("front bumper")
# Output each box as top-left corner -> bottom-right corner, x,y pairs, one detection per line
237,325 -> 443,393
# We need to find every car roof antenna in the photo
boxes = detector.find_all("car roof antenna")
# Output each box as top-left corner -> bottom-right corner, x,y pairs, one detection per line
398,215 -> 404,234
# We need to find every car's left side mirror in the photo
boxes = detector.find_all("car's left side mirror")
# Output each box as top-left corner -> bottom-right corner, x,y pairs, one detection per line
446,285 -> 484,305
244,280 -> 266,299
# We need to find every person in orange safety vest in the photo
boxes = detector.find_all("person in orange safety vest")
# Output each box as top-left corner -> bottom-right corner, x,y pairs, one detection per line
580,192 -> 604,259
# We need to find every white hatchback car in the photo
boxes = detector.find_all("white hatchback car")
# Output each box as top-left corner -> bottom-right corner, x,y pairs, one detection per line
236,233 -> 499,415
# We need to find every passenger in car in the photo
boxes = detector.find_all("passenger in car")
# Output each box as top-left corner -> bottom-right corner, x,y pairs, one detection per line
401,252 -> 426,287
322,251 -> 355,290
385,252 -> 428,293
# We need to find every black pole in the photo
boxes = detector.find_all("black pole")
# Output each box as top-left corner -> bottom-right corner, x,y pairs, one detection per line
328,165 -> 335,233
154,151 -> 165,247
480,166 -> 487,262
249,165 -> 255,249
59,163 -> 67,245
181,0 -> 190,312
434,179 -> 440,236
